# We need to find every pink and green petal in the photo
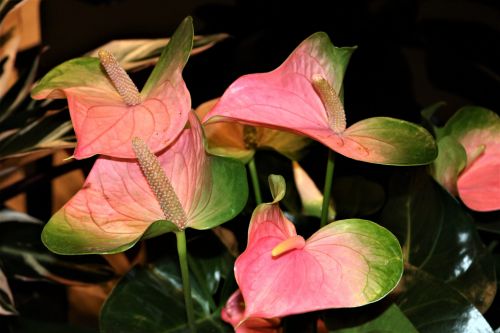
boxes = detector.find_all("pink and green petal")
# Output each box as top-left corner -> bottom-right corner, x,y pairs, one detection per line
438,106 -> 499,165
257,127 -> 311,161
203,32 -> 354,136
235,175 -> 403,319
196,99 -> 255,163
141,16 -> 193,98
42,112 -> 248,254
340,117 -> 437,165
31,17 -> 194,159
203,32 -> 435,165
457,143 -> 500,212
431,136 -> 467,195
197,99 -> 310,163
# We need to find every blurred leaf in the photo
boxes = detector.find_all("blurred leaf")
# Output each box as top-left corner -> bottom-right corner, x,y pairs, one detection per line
380,170 -> 497,312
212,227 -> 239,257
0,267 -> 16,315
100,249 -> 233,333
0,209 -> 114,285
0,1 -> 25,22
293,161 -> 335,220
327,304 -> 417,333
398,266 -> 493,333
332,175 -> 385,218
0,108 -> 74,158
87,33 -> 229,71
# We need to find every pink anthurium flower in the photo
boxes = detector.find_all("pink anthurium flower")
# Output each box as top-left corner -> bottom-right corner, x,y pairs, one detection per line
41,112 -> 248,254
31,17 -> 194,159
234,175 -> 403,321
203,32 -> 436,166
433,106 -> 500,211
195,99 -> 310,163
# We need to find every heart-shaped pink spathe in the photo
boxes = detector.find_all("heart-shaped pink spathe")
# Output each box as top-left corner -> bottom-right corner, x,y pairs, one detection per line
457,142 -> 500,212
202,33 -> 436,166
31,17 -> 193,159
63,78 -> 190,159
42,111 -> 248,254
234,189 -> 403,320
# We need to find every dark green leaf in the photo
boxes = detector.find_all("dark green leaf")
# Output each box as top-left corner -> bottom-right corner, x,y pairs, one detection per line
328,304 -> 417,333
398,267 -> 493,333
332,175 -> 385,218
380,170 -> 496,312
100,250 -> 233,333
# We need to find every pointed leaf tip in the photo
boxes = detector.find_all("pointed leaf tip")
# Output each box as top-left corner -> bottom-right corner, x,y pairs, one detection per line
141,16 -> 194,97
268,174 -> 286,203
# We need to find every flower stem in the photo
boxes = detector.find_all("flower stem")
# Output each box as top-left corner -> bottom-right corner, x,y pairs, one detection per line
320,150 -> 335,227
248,157 -> 262,205
175,231 -> 196,332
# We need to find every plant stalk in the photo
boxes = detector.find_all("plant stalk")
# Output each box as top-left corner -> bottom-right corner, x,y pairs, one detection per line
248,156 -> 263,204
175,231 -> 197,332
320,149 -> 335,227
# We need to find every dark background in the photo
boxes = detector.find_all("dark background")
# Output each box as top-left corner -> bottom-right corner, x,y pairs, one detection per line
39,0 -> 500,123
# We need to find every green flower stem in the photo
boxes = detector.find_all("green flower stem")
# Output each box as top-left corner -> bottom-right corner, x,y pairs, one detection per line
175,230 -> 196,332
248,157 -> 263,205
320,149 -> 335,227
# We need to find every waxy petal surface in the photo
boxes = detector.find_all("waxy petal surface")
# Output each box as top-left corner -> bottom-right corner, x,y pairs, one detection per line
457,143 -> 500,211
434,106 -> 500,211
235,177 -> 403,318
221,290 -> 282,333
42,112 -> 248,254
31,17 -> 194,159
203,33 -> 436,165
203,32 -> 353,146
196,99 -> 310,163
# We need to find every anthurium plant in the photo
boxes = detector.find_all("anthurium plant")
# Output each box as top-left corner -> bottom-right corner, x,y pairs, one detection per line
1,12 -> 498,333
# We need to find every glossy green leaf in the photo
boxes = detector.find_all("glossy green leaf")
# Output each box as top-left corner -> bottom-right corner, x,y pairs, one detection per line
398,267 -> 493,333
328,304 -> 417,333
380,170 -> 496,312
100,250 -> 233,333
